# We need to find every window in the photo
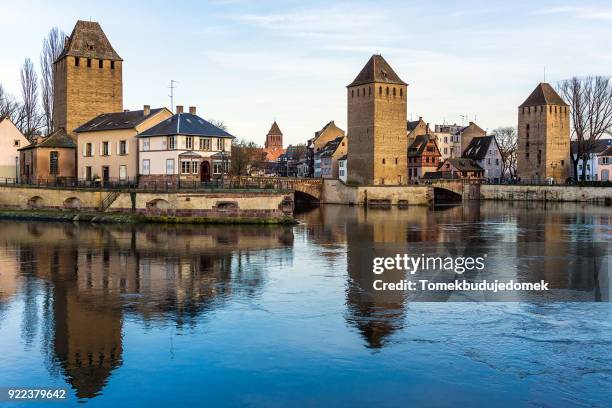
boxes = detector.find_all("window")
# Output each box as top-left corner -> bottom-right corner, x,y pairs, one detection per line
487,158 -> 491,165
119,140 -> 127,155
167,136 -> 176,150
351,89 -> 354,98
13,140 -> 19,147
393,87 -> 396,97
87,58 -> 91,67
50,151 -> 59,174
444,147 -> 448,154
99,59 -> 103,68
526,124 -> 530,139
119,165 -> 127,181
166,159 -> 175,175
192,161 -> 199,174
199,138 -> 211,151
86,166 -> 92,181
400,88 -> 403,97
395,158 -> 398,164
143,139 -> 150,151
110,60 -> 115,69
217,138 -> 224,151
142,159 -> 150,175
444,137 -> 448,144
386,87 -> 389,96
75,57 -> 80,66
561,160 -> 564,166
86,143 -> 93,156
382,158 -> 386,164
102,142 -> 109,156
496,158 -> 499,165
213,161 -> 223,174
379,86 -> 382,95
181,161 -> 191,174
186,136 -> 193,150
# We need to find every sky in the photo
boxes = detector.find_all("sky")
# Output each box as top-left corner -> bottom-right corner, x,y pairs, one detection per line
1,0 -> 612,145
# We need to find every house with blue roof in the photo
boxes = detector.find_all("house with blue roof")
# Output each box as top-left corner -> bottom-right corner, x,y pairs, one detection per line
136,106 -> 234,186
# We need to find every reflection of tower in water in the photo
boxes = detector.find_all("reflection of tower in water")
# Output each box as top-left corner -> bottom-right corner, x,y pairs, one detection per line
345,210 -> 409,349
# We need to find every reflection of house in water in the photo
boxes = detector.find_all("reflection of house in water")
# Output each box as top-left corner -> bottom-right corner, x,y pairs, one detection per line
1,221 -> 293,399
513,202 -> 608,300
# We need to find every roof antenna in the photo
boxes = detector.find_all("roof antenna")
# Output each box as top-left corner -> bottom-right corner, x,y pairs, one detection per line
168,80 -> 178,113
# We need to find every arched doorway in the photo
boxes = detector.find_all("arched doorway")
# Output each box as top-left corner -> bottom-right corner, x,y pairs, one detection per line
201,161 -> 211,182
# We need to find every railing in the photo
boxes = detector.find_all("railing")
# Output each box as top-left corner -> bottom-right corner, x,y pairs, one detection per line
0,177 -> 292,193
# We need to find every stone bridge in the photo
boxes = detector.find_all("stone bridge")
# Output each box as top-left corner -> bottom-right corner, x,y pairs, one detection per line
420,180 -> 476,203
230,176 -> 323,201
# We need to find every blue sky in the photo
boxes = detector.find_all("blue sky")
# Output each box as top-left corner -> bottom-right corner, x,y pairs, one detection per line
2,0 -> 612,145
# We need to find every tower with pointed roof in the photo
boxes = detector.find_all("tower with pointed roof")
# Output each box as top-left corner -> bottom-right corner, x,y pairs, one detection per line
347,55 -> 407,185
53,20 -> 123,135
517,82 -> 570,183
265,121 -> 283,149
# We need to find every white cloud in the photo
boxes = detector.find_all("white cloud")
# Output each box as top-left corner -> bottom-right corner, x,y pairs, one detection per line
533,5 -> 612,20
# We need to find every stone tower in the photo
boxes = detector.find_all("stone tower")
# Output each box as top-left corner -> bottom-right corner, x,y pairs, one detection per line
53,20 -> 123,134
347,55 -> 408,185
517,83 -> 570,183
265,121 -> 283,149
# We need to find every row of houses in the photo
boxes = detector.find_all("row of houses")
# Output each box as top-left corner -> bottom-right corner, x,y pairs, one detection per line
283,117 -> 503,183
9,105 -> 234,186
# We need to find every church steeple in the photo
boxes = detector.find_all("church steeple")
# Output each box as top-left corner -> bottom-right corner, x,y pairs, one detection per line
265,121 -> 283,149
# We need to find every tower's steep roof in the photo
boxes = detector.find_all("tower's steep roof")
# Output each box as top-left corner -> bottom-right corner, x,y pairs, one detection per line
267,121 -> 283,136
519,83 -> 568,107
348,55 -> 407,87
56,20 -> 122,62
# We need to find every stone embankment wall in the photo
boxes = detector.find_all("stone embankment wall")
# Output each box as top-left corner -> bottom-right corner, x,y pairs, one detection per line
322,180 -> 429,205
0,186 -> 294,220
472,185 -> 611,203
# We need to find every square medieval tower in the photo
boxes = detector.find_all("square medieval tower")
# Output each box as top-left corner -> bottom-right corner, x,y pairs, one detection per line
347,55 -> 407,185
53,20 -> 123,135
517,83 -> 570,183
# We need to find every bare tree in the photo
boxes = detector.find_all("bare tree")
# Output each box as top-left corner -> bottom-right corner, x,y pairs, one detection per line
492,126 -> 517,180
558,76 -> 612,181
20,58 -> 43,138
40,27 -> 65,134
208,119 -> 228,131
0,84 -> 25,126
231,139 -> 266,175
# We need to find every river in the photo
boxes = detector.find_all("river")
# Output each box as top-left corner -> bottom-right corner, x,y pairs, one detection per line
0,201 -> 610,407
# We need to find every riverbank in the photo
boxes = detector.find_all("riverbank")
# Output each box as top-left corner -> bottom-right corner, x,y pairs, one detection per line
0,209 -> 297,225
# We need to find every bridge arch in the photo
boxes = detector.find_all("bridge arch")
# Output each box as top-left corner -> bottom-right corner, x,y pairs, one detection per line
432,187 -> 462,204
27,196 -> 44,209
63,197 -> 82,210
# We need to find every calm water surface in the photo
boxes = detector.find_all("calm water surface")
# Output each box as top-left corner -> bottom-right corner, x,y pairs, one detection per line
0,202 -> 611,407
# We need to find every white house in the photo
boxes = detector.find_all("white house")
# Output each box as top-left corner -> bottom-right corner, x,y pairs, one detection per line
462,135 -> 503,182
136,108 -> 234,187
0,116 -> 30,181
572,139 -> 612,181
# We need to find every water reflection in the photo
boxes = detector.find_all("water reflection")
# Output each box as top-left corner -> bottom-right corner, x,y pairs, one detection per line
0,201 -> 609,402
300,202 -> 610,348
0,222 -> 294,399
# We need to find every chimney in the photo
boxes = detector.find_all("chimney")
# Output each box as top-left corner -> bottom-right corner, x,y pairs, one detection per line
469,121 -> 475,125
176,105 -> 183,114
124,109 -> 130,112
143,105 -> 151,116
419,116 -> 422,121
189,106 -> 196,115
